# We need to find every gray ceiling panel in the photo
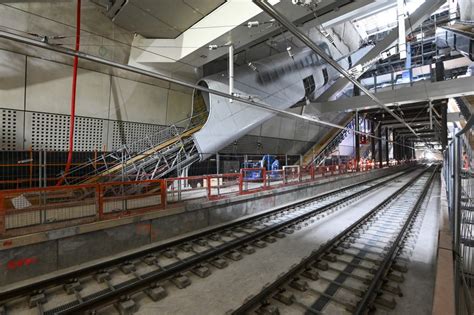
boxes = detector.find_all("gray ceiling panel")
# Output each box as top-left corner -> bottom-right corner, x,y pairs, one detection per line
110,0 -> 225,38
112,2 -> 180,38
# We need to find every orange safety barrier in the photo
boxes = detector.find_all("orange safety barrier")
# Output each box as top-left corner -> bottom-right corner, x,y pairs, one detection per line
0,179 -> 166,234
0,162 -> 402,236
165,175 -> 210,203
208,173 -> 241,200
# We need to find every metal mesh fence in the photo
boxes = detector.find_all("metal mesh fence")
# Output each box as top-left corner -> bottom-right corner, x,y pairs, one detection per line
444,125 -> 474,315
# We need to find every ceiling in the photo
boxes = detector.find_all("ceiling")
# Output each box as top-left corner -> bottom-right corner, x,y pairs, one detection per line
107,0 -> 226,38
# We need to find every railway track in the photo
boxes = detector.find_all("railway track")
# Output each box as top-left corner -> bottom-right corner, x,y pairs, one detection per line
0,167 -> 418,315
232,165 -> 438,315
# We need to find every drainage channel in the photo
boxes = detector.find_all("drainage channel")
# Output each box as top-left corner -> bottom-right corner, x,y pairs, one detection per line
0,167 -> 416,315
231,165 -> 437,315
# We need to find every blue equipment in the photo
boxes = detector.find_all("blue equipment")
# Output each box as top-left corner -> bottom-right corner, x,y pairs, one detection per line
241,161 -> 261,180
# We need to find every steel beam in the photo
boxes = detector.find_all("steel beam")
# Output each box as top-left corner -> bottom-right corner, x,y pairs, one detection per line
253,0 -> 421,139
310,76 -> 474,114
315,0 -> 446,102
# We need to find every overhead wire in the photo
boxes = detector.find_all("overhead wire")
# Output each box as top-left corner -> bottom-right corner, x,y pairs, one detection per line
0,2 -> 420,153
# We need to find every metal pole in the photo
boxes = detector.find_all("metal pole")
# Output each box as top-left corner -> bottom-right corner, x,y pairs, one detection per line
421,22 -> 425,65
229,45 -> 234,103
378,126 -> 383,168
39,150 -> 42,188
355,112 -> 360,171
429,100 -> 433,130
371,121 -> 376,161
44,151 -> 47,187
373,73 -> 377,93
252,0 -> 420,139
385,128 -> 390,164
453,133 -> 461,315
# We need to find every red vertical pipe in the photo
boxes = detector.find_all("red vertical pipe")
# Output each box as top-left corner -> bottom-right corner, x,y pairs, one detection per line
58,0 -> 81,186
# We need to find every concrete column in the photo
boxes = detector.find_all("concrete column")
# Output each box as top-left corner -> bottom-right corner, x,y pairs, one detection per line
385,128 -> 390,164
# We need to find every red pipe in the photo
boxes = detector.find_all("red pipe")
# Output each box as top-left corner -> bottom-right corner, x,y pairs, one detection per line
58,0 -> 81,186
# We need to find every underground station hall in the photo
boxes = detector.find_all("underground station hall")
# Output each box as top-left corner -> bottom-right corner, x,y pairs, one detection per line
0,0 -> 473,314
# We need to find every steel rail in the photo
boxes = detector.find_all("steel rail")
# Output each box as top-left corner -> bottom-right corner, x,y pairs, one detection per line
252,0 -> 420,140
0,167 -> 409,302
231,166 -> 434,314
353,165 -> 439,314
39,169 -> 414,314
0,30 -> 414,150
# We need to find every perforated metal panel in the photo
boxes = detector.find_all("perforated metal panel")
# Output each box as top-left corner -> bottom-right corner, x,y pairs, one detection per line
74,117 -> 105,151
28,112 -> 106,151
30,113 -> 68,151
0,109 -> 20,151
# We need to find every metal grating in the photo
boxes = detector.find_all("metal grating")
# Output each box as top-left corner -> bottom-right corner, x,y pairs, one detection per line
0,109 -> 18,151
31,112 -> 105,151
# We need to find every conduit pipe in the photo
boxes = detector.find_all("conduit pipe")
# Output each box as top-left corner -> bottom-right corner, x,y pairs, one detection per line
252,0 -> 421,140
0,29 -> 414,152
57,0 -> 81,185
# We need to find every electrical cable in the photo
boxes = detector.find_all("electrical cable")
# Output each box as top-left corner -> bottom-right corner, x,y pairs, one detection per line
57,0 -> 81,185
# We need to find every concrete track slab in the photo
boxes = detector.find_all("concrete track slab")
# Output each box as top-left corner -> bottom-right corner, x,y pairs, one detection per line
379,177 -> 441,315
130,171 -> 423,315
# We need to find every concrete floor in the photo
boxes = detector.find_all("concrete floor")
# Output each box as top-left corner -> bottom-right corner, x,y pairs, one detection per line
122,170 -> 428,315
379,176 -> 441,315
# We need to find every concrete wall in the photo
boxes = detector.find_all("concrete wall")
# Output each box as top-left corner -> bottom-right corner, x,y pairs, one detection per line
0,1 -> 193,152
0,48 -> 193,151
0,167 -> 400,285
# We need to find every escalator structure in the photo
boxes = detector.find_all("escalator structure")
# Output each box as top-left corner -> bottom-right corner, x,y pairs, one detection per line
301,114 -> 355,168
60,91 -> 209,186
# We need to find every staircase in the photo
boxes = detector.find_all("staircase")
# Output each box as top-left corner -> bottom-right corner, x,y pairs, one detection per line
301,114 -> 355,167
60,96 -> 209,185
